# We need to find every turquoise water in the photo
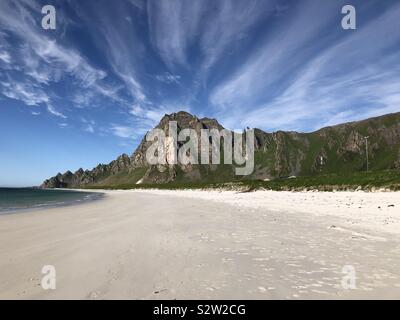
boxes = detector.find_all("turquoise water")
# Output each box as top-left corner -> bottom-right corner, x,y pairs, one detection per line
0,188 -> 103,213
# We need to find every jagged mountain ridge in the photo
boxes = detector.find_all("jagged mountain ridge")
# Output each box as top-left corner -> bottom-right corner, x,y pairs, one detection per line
42,111 -> 400,188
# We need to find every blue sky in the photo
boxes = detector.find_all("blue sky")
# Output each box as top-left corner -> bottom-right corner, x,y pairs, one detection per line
1,0 -> 399,186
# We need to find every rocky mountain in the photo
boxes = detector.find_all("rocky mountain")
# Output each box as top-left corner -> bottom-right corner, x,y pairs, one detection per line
41,111 -> 400,188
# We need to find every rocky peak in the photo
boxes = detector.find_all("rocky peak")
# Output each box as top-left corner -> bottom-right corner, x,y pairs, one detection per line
157,111 -> 224,131
75,168 -> 84,175
41,111 -> 400,188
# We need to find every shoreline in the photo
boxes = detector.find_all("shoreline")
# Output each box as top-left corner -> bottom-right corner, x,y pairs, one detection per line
5,187 -> 400,234
0,189 -> 104,215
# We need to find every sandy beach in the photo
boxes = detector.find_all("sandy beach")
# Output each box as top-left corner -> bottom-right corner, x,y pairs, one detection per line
1,189 -> 400,299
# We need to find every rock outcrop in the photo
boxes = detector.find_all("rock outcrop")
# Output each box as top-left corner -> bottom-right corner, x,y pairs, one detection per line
41,111 -> 400,188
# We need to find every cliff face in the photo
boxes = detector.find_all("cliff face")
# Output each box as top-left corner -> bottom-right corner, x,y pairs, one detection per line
41,111 -> 400,188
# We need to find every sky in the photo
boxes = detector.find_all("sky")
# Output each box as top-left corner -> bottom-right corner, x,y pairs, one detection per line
0,0 -> 400,186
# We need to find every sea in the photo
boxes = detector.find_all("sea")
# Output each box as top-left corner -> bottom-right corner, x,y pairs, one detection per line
0,188 -> 103,214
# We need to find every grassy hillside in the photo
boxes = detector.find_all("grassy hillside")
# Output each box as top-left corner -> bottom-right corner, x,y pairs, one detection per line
86,170 -> 400,192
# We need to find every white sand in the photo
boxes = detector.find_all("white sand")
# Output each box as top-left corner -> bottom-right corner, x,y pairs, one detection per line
138,189 -> 400,235
0,189 -> 400,299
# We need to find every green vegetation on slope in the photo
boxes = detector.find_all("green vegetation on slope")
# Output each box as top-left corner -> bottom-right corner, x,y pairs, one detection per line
85,170 -> 400,192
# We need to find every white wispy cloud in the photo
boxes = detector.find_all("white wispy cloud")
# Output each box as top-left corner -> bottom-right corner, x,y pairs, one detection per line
156,72 -> 181,84
0,50 -> 11,64
145,0 -> 279,109
147,0 -> 204,68
110,125 -> 137,139
0,79 -> 49,106
129,104 -> 144,116
73,91 -> 95,108
0,0 -> 111,118
128,0 -> 145,11
1,75 -> 66,119
211,1 -> 400,131
80,118 -> 96,133
47,104 -> 67,119
110,104 -> 191,141
130,103 -> 191,125
198,0 -> 274,79
147,0 -> 273,78
2,0 -> 398,139
85,124 -> 95,133
68,1 -> 147,104
210,0 -> 338,109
